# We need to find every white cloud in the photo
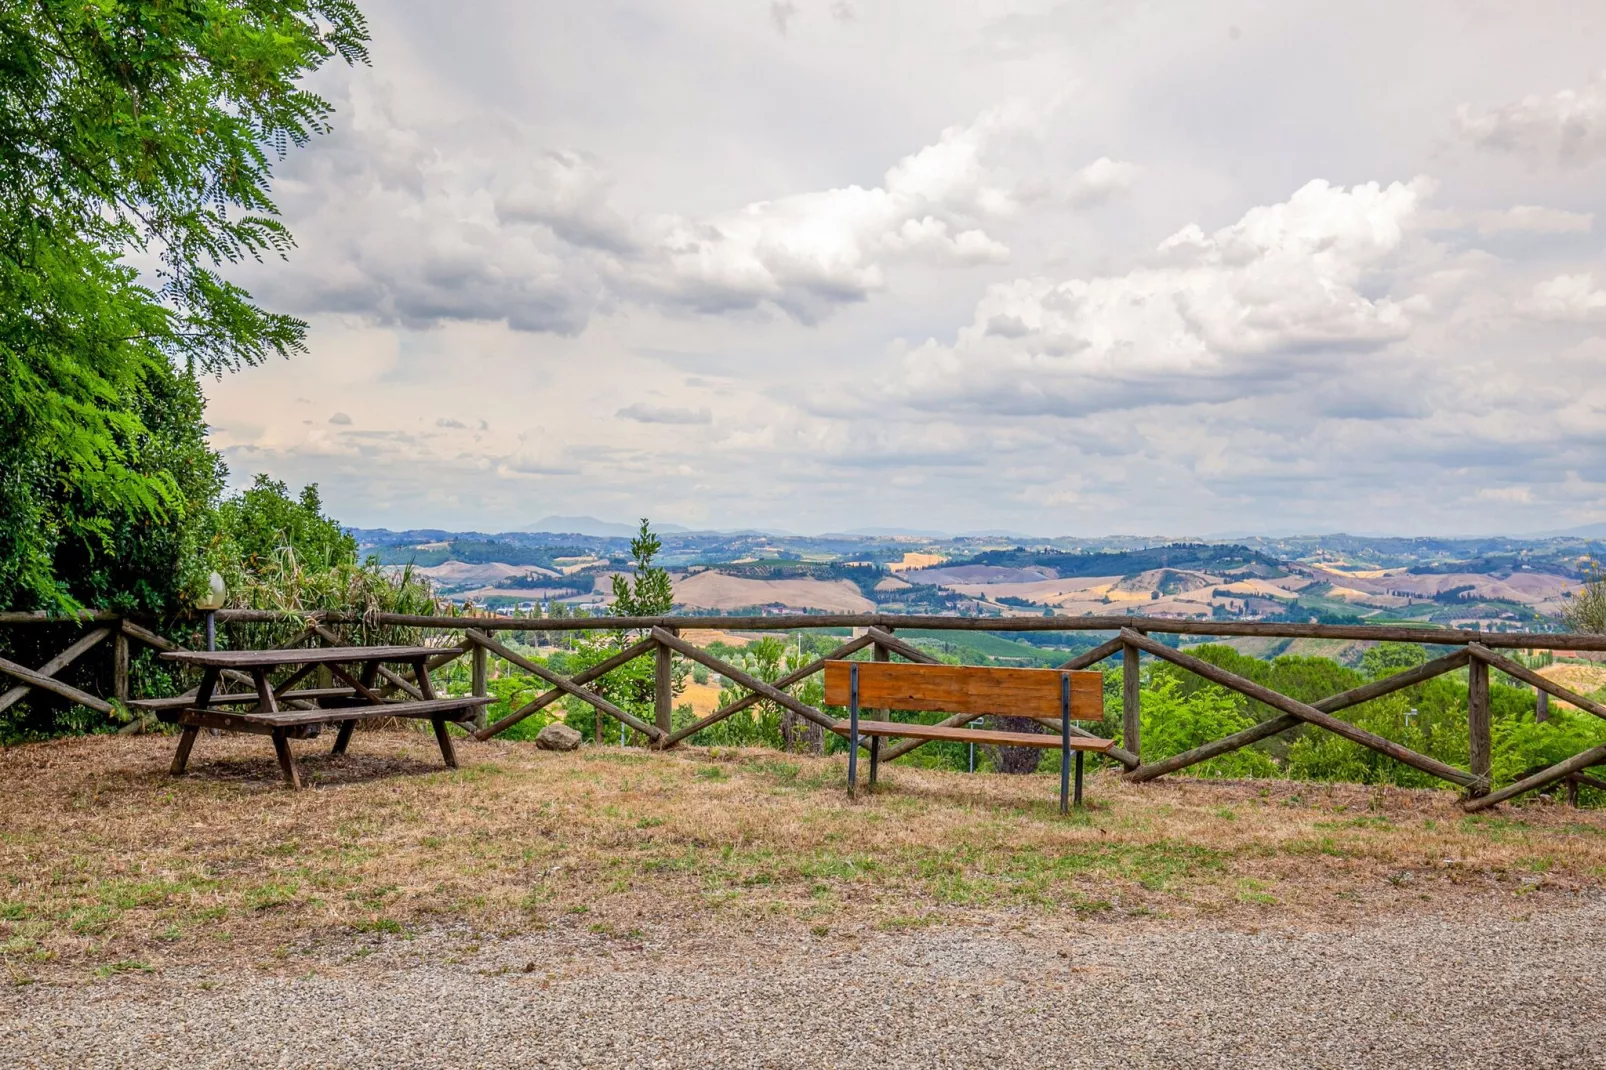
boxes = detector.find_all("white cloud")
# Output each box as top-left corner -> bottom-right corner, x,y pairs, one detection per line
1469,205 -> 1594,235
900,178 -> 1431,414
1521,273 -> 1606,321
1458,74 -> 1606,166
617,403 -> 714,425
1064,157 -> 1142,206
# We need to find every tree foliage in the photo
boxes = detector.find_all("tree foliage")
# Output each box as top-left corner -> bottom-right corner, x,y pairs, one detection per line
0,0 -> 369,612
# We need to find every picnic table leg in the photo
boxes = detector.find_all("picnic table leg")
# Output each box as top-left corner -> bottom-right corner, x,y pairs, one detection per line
431,716 -> 458,769
331,719 -> 356,756
170,727 -> 199,776
869,736 -> 880,788
271,729 -> 303,789
172,667 -> 218,775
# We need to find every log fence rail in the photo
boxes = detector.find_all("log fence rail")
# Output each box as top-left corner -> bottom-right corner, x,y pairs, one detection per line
4,610 -> 1606,810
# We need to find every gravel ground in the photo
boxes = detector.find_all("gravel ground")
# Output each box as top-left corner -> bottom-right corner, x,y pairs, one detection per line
4,901 -> 1603,1069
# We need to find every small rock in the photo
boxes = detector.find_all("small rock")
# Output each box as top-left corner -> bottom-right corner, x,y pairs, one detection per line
535,723 -> 583,751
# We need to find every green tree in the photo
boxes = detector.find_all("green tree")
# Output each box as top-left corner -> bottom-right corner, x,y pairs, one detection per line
0,0 -> 370,612
611,519 -> 674,618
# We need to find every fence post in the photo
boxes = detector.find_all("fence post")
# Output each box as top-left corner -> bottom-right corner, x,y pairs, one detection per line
113,625 -> 130,704
471,637 -> 488,732
873,626 -> 892,730
655,627 -> 676,743
1536,688 -> 1550,723
1468,656 -> 1491,796
1122,638 -> 1141,761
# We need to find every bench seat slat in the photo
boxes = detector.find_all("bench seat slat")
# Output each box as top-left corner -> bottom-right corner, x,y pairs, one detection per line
164,695 -> 490,730
830,719 -> 1115,751
132,687 -> 358,712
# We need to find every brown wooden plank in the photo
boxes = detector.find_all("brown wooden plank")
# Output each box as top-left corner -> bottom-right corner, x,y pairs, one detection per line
431,717 -> 458,768
663,633 -> 877,748
159,645 -> 444,669
174,709 -> 324,738
474,635 -> 658,741
0,627 -> 112,715
1126,648 -> 1473,783
170,727 -> 199,775
822,661 -> 1102,720
131,687 -> 360,711
0,652 -> 113,714
827,719 -> 1115,750
465,629 -> 662,741
270,729 -> 303,789
1121,629 -> 1484,790
1463,743 -> 1606,812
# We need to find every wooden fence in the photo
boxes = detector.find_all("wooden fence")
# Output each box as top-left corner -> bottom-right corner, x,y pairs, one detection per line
4,609 -> 1606,812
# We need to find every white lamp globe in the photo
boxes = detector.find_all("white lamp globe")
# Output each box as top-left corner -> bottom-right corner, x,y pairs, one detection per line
196,571 -> 227,611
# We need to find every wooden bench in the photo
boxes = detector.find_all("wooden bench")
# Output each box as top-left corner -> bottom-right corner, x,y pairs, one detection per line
824,660 -> 1111,812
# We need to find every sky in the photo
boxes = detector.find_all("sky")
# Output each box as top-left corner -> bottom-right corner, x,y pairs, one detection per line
205,0 -> 1606,537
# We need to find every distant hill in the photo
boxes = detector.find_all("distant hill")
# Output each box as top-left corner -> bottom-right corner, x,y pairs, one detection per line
524,515 -> 690,537
956,542 -> 1287,579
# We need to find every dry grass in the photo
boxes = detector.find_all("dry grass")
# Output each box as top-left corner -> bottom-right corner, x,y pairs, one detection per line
3,730 -> 1605,982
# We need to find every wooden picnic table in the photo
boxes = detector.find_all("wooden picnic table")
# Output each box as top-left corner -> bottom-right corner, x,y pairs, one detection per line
152,645 -> 488,788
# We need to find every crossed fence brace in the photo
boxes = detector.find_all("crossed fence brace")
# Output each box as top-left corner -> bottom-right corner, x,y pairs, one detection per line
5,614 -> 1606,812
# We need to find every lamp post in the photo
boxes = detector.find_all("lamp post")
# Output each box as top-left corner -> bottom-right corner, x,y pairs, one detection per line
196,571 -> 227,651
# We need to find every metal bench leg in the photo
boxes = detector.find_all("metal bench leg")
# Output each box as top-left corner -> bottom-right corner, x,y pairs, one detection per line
1059,675 -> 1071,814
271,729 -> 303,790
870,736 -> 880,788
331,719 -> 356,756
847,664 -> 859,800
1074,750 -> 1084,808
171,727 -> 199,776
432,716 -> 458,769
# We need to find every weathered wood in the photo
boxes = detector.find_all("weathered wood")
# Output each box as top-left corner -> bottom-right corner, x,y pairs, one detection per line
465,629 -> 663,741
662,633 -> 878,747
325,661 -> 389,706
170,709 -> 325,737
308,624 -> 429,701
655,629 -> 675,741
1120,629 -> 1484,790
474,635 -> 658,740
1468,645 -> 1606,724
828,718 -> 1116,750
0,652 -> 112,714
14,610 -> 1606,652
1463,743 -> 1606,812
1126,648 -> 1472,782
0,626 -> 112,715
131,687 -> 360,711
822,661 -> 1103,719
411,658 -> 437,701
113,631 -> 129,704
870,632 -> 891,746
1537,689 -> 1550,723
116,618 -> 176,651
331,719 -> 356,756
251,669 -> 280,714
161,645 -> 445,669
432,717 -> 458,768
228,611 -> 1606,651
1122,641 -> 1141,761
1468,657 -> 1491,796
471,640 -> 488,731
270,729 -> 303,789
170,727 -> 199,775
1059,636 -> 1126,671
170,696 -> 485,730
652,627 -> 841,736
1570,772 -> 1606,793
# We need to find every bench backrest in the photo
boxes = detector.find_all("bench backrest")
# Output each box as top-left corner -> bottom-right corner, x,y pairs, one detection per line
823,661 -> 1103,721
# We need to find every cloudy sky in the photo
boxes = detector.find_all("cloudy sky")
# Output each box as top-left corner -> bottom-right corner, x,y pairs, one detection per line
207,0 -> 1606,537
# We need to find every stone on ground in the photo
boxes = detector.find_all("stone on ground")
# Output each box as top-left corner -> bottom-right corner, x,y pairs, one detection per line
535,722 -> 582,751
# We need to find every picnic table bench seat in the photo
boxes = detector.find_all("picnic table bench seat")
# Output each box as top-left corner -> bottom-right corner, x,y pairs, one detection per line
824,660 -> 1113,812
129,686 -> 361,712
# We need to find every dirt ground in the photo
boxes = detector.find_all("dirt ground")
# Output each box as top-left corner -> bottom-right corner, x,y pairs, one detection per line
2,732 -> 1603,1066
